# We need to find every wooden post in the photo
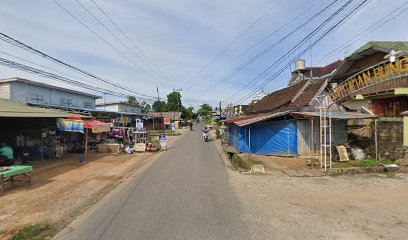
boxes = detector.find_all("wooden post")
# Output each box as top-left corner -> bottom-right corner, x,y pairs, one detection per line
375,119 -> 378,161
85,128 -> 88,156
248,125 -> 251,154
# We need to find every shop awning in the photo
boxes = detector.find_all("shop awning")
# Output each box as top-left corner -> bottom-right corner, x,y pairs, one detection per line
293,111 -> 376,119
0,99 -> 89,118
67,116 -> 110,133
84,119 -> 111,133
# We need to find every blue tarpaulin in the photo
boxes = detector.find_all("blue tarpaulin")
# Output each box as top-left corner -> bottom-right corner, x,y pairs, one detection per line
230,120 -> 298,157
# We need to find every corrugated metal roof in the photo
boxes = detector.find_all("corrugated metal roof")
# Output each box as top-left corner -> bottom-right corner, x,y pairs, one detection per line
0,99 -> 90,118
293,111 -> 376,119
235,112 -> 290,127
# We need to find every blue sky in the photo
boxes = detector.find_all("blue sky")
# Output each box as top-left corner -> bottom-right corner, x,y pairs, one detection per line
0,0 -> 407,109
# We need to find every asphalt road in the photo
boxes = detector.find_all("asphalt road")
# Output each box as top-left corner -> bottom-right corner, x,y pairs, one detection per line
56,125 -> 248,240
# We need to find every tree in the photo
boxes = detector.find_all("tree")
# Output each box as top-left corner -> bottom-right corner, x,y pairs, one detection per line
126,96 -> 139,106
152,101 -> 166,112
166,91 -> 182,112
140,101 -> 151,113
197,103 -> 212,119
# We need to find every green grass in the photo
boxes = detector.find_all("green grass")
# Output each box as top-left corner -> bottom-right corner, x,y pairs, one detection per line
12,223 -> 57,240
149,130 -> 181,136
226,151 -> 262,171
332,160 -> 395,169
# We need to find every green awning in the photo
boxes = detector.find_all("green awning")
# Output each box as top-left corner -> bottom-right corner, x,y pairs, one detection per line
0,99 -> 90,118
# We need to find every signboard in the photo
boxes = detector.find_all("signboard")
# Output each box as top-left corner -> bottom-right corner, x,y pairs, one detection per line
336,145 -> 350,162
159,135 -> 167,149
56,118 -> 84,133
164,117 -> 171,125
330,57 -> 408,102
136,119 -> 144,132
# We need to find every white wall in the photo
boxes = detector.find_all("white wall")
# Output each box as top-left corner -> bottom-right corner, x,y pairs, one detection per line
118,104 -> 141,114
7,82 -> 96,108
96,104 -> 141,114
0,83 -> 10,99
96,105 -> 119,112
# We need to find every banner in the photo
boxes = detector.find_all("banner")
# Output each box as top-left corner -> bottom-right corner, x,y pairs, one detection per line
57,118 -> 84,133
136,119 -> 144,132
92,126 -> 111,133
164,117 -> 171,125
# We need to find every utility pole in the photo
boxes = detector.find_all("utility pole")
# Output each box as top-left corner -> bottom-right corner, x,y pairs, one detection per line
156,86 -> 165,136
219,101 -> 222,119
173,88 -> 182,130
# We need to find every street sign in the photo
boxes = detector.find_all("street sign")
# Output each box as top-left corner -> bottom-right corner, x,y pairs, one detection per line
159,135 -> 167,150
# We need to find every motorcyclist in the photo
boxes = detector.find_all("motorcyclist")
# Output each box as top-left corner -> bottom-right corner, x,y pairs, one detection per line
0,142 -> 14,166
202,126 -> 209,140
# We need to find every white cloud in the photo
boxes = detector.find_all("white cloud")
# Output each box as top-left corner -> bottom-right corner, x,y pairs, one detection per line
0,0 -> 407,108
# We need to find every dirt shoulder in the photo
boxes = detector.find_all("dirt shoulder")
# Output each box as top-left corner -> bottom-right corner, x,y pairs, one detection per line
0,133 -> 185,239
215,140 -> 408,239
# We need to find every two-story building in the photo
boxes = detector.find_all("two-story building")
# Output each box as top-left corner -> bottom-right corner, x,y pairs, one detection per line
0,77 -> 101,108
95,102 -> 144,127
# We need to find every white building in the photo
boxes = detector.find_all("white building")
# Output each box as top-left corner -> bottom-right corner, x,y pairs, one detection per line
0,77 -> 101,108
95,102 -> 142,114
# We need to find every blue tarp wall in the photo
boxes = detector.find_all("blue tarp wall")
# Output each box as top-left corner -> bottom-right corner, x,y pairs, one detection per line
229,119 -> 298,157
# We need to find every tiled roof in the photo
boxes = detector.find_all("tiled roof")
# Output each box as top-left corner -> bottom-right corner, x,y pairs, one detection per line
249,79 -> 326,114
302,60 -> 343,78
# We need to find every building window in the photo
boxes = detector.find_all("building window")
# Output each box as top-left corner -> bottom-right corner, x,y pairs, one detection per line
84,102 -> 94,108
60,98 -> 73,107
30,94 -> 44,104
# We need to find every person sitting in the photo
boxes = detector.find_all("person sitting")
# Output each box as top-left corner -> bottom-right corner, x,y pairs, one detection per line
0,142 -> 14,166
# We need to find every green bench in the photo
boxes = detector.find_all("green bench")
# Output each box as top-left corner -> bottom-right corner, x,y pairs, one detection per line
0,165 -> 33,196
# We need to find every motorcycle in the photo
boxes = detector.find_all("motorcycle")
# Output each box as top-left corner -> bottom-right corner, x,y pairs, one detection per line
202,130 -> 209,142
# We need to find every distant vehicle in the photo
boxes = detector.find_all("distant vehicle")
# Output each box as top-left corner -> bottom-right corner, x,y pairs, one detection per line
202,127 -> 209,142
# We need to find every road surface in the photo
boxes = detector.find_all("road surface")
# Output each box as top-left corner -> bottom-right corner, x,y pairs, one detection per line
56,125 -> 248,240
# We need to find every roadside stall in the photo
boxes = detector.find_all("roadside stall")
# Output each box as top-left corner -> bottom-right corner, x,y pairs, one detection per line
57,116 -> 111,155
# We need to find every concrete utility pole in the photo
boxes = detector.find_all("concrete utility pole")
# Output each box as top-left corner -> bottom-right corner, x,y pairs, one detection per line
156,86 -> 165,136
173,88 -> 182,124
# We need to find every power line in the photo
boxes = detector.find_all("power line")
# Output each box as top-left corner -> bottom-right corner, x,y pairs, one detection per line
0,56 -> 155,102
184,0 -> 325,91
192,0 -> 343,96
235,0 -> 370,105
89,0 -> 169,81
75,0 -> 168,82
226,0 -> 353,103
0,32 -> 156,100
315,1 -> 408,65
188,0 -> 283,79
52,0 -> 160,83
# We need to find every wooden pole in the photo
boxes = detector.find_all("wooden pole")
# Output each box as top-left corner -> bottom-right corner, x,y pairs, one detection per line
85,128 -> 88,156
375,119 -> 378,161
